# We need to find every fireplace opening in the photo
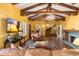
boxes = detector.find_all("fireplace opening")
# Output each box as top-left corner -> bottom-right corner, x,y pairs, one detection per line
71,36 -> 76,43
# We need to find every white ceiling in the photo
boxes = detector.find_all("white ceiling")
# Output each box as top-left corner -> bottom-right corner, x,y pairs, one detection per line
15,3 -> 79,19
26,4 -> 47,11
15,3 -> 79,11
51,4 -> 75,11
65,3 -> 79,8
16,3 -> 38,9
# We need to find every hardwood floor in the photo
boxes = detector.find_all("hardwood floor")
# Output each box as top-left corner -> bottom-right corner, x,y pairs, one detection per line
24,35 -> 71,50
46,36 -> 71,50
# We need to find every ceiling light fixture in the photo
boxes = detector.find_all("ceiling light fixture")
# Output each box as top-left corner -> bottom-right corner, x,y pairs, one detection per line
45,14 -> 55,21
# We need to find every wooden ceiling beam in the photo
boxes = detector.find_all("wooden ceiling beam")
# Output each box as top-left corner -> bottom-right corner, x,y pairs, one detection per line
29,14 -> 65,21
29,13 -> 65,21
53,14 -> 65,18
56,3 -> 79,11
30,16 -> 65,21
47,3 -> 52,12
11,3 -> 18,5
55,18 -> 65,21
21,4 -> 77,16
21,11 -> 78,16
51,8 -> 71,15
22,13 -> 31,16
21,3 -> 47,12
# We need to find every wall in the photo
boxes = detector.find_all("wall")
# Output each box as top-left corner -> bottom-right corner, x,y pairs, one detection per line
46,20 -> 66,26
0,3 -> 28,49
65,13 -> 79,38
50,14 -> 79,30
65,13 -> 79,30
0,18 -> 7,48
0,3 -> 28,22
54,13 -> 79,38
0,4 -> 21,21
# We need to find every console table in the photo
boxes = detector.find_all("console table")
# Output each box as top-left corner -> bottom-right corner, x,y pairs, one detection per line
4,36 -> 27,48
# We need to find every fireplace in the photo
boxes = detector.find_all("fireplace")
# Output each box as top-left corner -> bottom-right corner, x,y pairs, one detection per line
70,36 -> 76,43
63,31 -> 79,48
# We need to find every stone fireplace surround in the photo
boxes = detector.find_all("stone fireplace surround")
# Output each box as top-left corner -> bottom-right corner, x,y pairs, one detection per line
63,35 -> 79,49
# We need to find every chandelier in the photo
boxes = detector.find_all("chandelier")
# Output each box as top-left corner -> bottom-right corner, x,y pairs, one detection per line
45,14 -> 55,21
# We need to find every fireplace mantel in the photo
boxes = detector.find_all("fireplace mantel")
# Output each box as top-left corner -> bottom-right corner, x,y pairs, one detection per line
64,30 -> 79,32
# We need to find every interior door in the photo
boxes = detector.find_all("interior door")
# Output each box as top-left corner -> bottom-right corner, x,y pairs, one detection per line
56,25 -> 63,39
